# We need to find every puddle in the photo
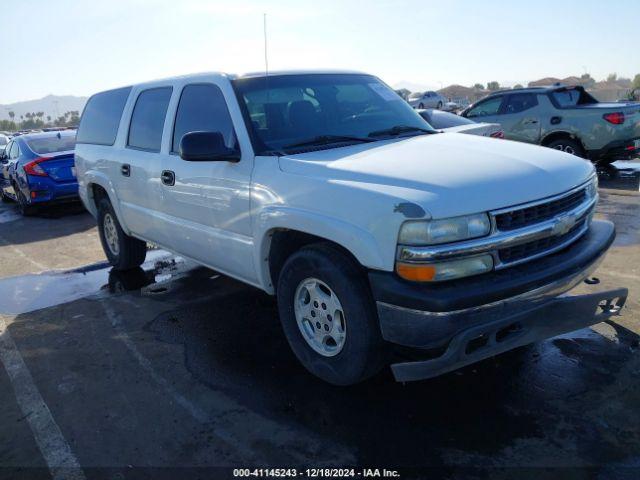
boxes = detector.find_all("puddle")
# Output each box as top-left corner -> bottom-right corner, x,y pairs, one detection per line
0,249 -> 191,315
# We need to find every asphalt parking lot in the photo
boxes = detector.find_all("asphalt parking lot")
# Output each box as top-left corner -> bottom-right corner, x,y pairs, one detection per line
0,162 -> 639,479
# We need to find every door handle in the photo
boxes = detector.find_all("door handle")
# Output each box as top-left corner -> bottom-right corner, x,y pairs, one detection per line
523,119 -> 538,125
161,170 -> 175,186
121,164 -> 130,177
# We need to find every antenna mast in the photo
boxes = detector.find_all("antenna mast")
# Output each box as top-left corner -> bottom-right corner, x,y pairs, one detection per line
263,13 -> 269,76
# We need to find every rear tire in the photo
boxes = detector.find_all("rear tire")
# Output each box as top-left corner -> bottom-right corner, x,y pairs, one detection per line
276,242 -> 386,385
16,188 -> 37,216
546,138 -> 585,158
97,197 -> 147,270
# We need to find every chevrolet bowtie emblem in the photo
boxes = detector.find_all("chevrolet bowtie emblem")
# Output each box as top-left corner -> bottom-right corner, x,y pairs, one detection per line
551,214 -> 577,236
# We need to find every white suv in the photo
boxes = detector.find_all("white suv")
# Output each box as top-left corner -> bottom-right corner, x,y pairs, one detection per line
75,71 -> 626,385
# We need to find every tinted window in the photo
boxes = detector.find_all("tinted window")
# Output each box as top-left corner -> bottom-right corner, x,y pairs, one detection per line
10,142 -> 19,159
172,84 -> 236,152
77,87 -> 131,145
128,87 -> 173,151
504,93 -> 538,114
466,96 -> 503,118
27,134 -> 76,154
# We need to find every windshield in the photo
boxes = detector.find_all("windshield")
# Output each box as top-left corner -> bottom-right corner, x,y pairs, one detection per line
232,74 -> 434,154
408,92 -> 423,99
26,134 -> 76,154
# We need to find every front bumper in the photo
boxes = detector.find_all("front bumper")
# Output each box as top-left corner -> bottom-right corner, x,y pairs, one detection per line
369,220 -> 628,382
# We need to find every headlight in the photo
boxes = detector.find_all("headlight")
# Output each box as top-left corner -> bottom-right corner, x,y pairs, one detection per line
396,255 -> 494,282
398,213 -> 491,246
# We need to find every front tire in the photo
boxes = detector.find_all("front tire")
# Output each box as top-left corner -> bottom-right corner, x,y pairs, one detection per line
546,138 -> 585,158
277,243 -> 385,385
97,197 -> 147,270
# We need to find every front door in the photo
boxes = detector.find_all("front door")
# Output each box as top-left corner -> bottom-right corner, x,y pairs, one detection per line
159,82 -> 255,283
497,93 -> 542,144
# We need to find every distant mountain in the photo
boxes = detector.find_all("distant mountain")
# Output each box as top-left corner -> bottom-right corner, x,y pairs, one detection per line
0,95 -> 87,121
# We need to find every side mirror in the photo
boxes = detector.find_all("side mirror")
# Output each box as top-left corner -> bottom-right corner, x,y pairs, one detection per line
179,131 -> 240,162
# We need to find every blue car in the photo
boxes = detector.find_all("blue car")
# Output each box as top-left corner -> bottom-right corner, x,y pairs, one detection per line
3,130 -> 78,215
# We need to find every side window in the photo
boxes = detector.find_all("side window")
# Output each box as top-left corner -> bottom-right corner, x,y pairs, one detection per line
77,87 -> 132,145
504,93 -> 539,114
466,96 -> 503,118
127,87 -> 173,152
10,142 -> 20,159
172,84 -> 237,153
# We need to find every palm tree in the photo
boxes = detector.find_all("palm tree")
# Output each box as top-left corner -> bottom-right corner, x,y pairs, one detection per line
8,111 -> 15,121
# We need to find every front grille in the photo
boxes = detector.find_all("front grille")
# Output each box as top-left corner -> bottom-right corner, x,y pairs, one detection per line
498,220 -> 586,264
495,188 -> 586,231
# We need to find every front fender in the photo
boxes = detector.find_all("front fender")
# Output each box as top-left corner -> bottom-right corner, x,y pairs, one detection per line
254,205 -> 387,293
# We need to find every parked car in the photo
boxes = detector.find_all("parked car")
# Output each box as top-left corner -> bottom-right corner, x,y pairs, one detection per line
408,91 -> 448,109
461,85 -> 640,164
417,108 -> 503,138
75,71 -> 626,385
0,134 -> 9,148
2,130 -> 78,215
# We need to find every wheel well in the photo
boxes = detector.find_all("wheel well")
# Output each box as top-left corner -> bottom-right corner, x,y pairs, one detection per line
267,229 -> 362,292
90,183 -> 109,209
541,131 -> 585,150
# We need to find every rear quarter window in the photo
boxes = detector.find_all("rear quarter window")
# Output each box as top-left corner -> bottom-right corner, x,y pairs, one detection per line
76,87 -> 132,145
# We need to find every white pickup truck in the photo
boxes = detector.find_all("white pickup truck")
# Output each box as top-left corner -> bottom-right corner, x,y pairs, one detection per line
75,71 -> 627,385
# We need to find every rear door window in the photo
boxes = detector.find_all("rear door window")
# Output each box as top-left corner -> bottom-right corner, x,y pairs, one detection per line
77,87 -> 132,145
127,87 -> 173,152
172,84 -> 236,153
504,93 -> 539,114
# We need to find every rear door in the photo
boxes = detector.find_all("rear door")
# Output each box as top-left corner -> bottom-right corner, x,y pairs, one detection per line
159,81 -> 254,282
497,93 -> 542,144
116,86 -> 172,241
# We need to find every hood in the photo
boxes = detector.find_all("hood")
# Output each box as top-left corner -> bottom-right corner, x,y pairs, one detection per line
278,133 -> 595,219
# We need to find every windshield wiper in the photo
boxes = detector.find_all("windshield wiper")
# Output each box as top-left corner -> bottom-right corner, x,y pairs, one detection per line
368,125 -> 436,138
283,134 -> 375,150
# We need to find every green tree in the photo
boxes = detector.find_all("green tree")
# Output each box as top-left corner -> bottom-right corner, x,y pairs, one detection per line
513,84 -> 523,89
8,111 -> 15,122
487,81 -> 500,91
632,74 -> 640,90
472,83 -> 484,90
606,73 -> 617,83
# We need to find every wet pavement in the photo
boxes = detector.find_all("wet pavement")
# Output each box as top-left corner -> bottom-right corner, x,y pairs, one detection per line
0,161 -> 639,479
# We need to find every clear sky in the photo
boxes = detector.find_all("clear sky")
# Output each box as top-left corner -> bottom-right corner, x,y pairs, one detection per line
1,0 -> 638,103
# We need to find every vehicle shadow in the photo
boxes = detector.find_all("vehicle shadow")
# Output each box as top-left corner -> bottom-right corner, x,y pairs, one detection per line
136,267 -> 640,467
0,202 -> 94,245
597,162 -> 640,193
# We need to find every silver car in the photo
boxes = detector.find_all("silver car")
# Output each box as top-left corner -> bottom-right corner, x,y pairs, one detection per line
408,91 -> 448,109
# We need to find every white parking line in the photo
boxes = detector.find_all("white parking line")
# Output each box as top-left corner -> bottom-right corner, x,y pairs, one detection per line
0,315 -> 86,480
